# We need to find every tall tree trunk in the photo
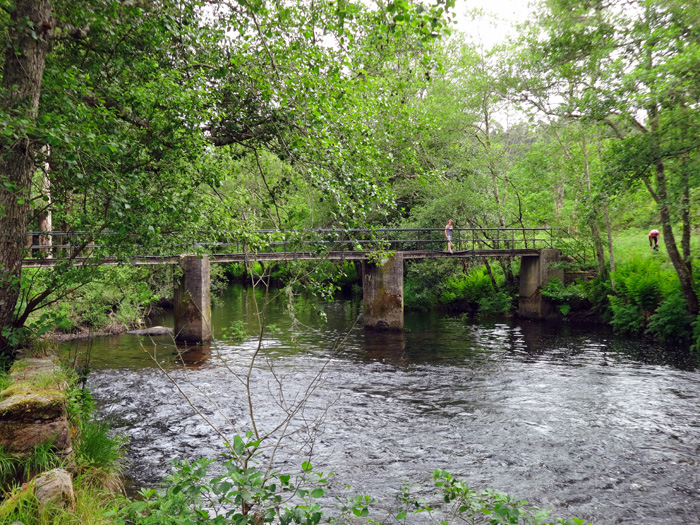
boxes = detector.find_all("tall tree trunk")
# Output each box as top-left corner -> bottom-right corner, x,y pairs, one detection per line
484,259 -> 498,292
680,157 -> 691,276
38,149 -> 53,258
590,221 -> 606,276
653,157 -> 697,314
646,101 -> 698,315
602,196 -> 615,287
0,0 -> 52,347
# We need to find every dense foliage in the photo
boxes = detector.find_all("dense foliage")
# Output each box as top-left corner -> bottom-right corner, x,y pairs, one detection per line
4,2 -> 700,522
2,0 -> 699,350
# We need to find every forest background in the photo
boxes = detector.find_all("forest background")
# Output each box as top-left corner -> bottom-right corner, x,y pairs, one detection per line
2,0 -> 700,354
2,0 -> 700,523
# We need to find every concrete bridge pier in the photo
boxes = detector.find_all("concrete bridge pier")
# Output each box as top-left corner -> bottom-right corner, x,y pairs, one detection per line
174,255 -> 212,343
362,254 -> 403,330
518,249 -> 564,319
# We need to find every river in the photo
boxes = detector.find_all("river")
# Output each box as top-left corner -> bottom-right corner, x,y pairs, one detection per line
59,284 -> 700,524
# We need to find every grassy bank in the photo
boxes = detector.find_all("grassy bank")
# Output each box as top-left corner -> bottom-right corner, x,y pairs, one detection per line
0,351 -> 128,524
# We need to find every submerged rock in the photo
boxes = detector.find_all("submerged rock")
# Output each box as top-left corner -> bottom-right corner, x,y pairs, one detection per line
126,326 -> 174,336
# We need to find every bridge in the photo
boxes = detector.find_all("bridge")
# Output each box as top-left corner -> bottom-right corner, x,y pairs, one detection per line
22,228 -> 564,342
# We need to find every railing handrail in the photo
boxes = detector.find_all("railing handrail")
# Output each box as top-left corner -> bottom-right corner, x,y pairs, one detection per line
26,227 -> 552,236
23,227 -> 556,263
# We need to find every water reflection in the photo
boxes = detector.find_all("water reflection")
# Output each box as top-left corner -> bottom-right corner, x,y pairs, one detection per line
175,343 -> 211,367
59,286 -> 700,524
363,329 -> 406,366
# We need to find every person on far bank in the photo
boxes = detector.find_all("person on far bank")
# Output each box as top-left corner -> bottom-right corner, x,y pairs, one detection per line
649,228 -> 660,251
445,219 -> 454,254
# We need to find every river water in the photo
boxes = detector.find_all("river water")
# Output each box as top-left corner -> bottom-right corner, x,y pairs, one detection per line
60,284 -> 700,524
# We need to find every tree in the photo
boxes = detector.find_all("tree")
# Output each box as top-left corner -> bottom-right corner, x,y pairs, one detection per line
517,0 -> 700,314
0,0 -> 454,352
0,0 -> 53,347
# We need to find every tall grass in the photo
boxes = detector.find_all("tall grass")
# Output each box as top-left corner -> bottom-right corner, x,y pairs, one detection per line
0,440 -> 65,494
75,419 -> 127,474
0,474 -> 127,525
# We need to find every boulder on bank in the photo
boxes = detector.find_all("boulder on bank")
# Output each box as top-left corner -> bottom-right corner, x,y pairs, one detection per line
35,468 -> 75,511
0,356 -> 72,456
126,325 -> 173,336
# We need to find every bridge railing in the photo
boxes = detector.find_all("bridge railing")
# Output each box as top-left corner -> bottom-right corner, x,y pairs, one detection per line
23,228 -> 554,260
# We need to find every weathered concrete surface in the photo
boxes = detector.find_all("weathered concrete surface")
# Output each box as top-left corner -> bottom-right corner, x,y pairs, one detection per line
362,254 -> 404,330
174,254 -> 212,343
518,249 -> 564,319
35,468 -> 75,511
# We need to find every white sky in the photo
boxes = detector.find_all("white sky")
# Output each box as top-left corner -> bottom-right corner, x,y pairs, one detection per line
453,0 -> 536,48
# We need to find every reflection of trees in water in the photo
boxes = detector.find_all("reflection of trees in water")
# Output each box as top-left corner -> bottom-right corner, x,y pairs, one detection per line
608,339 -> 697,371
515,320 -> 697,371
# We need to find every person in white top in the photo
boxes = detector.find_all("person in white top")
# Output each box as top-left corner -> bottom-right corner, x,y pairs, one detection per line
445,219 -> 454,254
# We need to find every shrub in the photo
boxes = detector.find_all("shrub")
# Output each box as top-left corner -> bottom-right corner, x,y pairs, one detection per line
121,456 -> 588,525
224,262 -> 246,280
405,279 -> 438,311
478,291 -> 513,316
692,316 -> 700,354
581,275 -> 613,319
221,320 -> 247,342
443,267 -> 497,304
646,292 -> 694,343
610,258 -> 668,313
608,295 -> 644,334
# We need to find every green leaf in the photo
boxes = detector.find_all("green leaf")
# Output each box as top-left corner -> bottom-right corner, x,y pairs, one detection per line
233,435 -> 245,456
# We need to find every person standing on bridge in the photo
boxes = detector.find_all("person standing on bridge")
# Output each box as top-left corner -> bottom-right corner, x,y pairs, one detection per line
649,228 -> 660,251
445,219 -> 454,254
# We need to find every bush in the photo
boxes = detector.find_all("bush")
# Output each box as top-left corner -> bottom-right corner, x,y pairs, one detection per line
478,291 -> 513,316
646,293 -> 694,343
608,295 -> 644,334
441,267 -> 497,304
605,256 -> 692,339
405,279 -> 439,311
581,275 -> 613,319
692,316 -> 700,353
611,258 -> 667,313
121,455 -> 588,525
404,260 -> 454,311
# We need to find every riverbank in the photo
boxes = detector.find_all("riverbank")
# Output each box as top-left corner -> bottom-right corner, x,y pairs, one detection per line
0,352 -> 127,524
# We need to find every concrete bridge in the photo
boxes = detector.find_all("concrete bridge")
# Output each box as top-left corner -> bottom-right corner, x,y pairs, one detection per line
22,228 -> 564,343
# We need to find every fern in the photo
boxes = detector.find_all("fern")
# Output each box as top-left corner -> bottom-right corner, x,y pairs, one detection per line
608,295 -> 644,334
647,293 -> 694,342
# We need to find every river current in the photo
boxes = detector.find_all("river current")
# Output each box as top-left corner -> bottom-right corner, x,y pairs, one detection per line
60,285 -> 700,524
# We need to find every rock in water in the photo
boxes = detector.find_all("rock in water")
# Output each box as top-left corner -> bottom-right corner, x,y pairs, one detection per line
126,326 -> 174,336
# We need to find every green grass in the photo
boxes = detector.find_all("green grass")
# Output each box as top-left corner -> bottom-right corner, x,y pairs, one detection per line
0,441 -> 66,494
611,227 -> 700,265
75,419 -> 127,474
0,473 -> 128,525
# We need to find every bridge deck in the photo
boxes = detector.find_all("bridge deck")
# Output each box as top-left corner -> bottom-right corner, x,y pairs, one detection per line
21,249 -> 542,268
